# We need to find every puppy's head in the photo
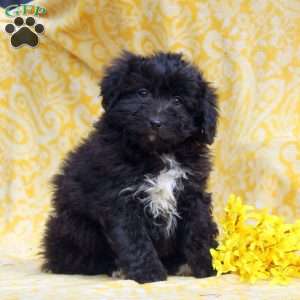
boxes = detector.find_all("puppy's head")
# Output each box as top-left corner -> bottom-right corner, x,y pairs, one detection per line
100,51 -> 218,152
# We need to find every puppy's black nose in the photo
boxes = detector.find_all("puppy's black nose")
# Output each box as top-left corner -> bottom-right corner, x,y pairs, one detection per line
150,118 -> 161,128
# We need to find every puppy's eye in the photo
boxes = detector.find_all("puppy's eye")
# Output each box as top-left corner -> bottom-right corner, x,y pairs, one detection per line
173,96 -> 182,105
137,88 -> 150,97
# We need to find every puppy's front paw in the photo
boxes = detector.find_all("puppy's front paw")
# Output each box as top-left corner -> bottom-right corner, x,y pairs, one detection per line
112,269 -> 126,279
128,266 -> 167,284
192,264 -> 217,278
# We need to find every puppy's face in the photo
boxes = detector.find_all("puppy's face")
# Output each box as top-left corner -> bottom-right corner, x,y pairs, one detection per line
100,52 -> 218,152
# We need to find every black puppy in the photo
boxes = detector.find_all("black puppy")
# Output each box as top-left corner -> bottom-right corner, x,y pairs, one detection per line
42,51 -> 219,283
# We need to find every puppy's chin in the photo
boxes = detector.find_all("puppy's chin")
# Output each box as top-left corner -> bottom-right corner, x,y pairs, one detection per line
142,140 -> 171,154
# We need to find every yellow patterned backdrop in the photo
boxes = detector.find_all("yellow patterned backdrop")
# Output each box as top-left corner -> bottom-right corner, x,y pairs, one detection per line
0,0 -> 300,264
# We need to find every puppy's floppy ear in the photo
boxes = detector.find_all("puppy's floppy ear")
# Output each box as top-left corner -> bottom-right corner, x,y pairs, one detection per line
100,51 -> 136,112
198,81 -> 218,145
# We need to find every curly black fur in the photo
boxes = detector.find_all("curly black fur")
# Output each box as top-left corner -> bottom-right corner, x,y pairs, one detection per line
41,51 -> 219,283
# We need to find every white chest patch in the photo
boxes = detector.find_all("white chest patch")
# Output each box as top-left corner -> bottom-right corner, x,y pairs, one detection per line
135,155 -> 188,236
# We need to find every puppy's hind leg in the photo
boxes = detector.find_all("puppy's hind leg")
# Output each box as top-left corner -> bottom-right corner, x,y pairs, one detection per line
42,213 -> 116,276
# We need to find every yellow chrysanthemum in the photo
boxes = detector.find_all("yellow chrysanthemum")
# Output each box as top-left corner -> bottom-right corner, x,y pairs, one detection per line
211,194 -> 300,284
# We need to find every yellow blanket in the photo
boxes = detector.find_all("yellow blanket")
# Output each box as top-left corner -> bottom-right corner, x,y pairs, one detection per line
0,0 -> 300,298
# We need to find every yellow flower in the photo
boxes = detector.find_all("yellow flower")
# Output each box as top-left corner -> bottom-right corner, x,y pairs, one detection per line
211,194 -> 300,284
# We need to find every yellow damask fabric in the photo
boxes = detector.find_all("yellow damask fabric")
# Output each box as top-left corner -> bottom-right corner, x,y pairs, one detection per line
0,0 -> 300,298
